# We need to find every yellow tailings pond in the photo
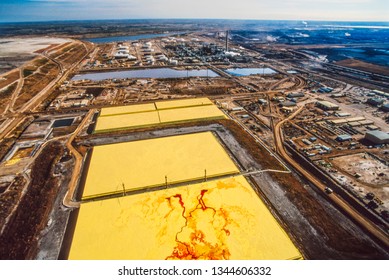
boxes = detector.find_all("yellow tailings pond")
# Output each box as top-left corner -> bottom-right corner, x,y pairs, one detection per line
69,176 -> 302,260
69,129 -> 302,260
82,132 -> 239,200
94,98 -> 226,132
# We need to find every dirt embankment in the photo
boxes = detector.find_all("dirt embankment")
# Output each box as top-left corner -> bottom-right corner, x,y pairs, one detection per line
0,176 -> 26,233
0,141 -> 64,259
219,120 -> 388,259
13,58 -> 60,111
0,117 -> 34,162
75,119 -> 388,258
336,59 -> 389,76
0,70 -> 19,89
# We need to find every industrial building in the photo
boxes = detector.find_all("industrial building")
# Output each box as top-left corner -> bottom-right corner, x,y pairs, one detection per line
372,90 -> 389,99
114,43 -> 136,60
331,93 -> 345,98
114,53 -> 136,60
280,101 -> 297,107
381,103 -> 389,112
287,92 -> 304,98
367,125 -> 379,131
318,87 -> 334,93
336,134 -> 353,142
367,98 -> 384,107
335,112 -> 352,117
364,131 -> 389,144
281,107 -> 293,114
316,100 -> 339,111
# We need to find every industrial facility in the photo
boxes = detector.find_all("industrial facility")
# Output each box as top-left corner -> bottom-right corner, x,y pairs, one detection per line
365,130 -> 389,144
0,22 -> 388,261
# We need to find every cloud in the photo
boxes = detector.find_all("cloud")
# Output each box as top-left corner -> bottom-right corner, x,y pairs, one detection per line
266,35 -> 278,42
28,0 -> 137,3
1,0 -> 389,22
284,0 -> 375,5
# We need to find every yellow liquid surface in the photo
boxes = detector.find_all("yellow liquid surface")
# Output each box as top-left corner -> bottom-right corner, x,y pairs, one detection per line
94,98 -> 226,133
69,176 -> 302,260
4,158 -> 21,166
95,110 -> 161,132
155,97 -> 213,110
159,105 -> 227,124
82,132 -> 239,199
100,103 -> 156,117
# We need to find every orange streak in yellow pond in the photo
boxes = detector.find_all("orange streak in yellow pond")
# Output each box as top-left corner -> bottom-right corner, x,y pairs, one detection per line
69,176 -> 303,260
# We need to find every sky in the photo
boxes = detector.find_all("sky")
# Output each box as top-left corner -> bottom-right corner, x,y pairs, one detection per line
0,0 -> 388,23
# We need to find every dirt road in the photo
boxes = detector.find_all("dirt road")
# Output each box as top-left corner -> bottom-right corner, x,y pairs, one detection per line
273,105 -> 389,248
63,110 -> 95,208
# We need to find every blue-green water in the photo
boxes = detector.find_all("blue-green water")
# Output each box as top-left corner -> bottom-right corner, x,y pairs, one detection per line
72,68 -> 219,81
86,33 -> 180,43
225,68 -> 276,76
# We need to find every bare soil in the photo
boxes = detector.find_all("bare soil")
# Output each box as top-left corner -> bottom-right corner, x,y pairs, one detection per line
52,42 -> 87,67
0,38 -> 71,74
14,60 -> 60,110
0,117 -> 34,161
0,141 -> 64,259
0,83 -> 17,114
0,70 -> 19,89
0,176 -> 26,233
336,59 -> 389,76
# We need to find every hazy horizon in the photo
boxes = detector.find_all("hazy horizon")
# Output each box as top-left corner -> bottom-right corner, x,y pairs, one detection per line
1,18 -> 389,24
0,0 -> 388,23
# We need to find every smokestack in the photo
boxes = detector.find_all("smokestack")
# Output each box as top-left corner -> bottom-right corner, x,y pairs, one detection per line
225,30 -> 229,52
